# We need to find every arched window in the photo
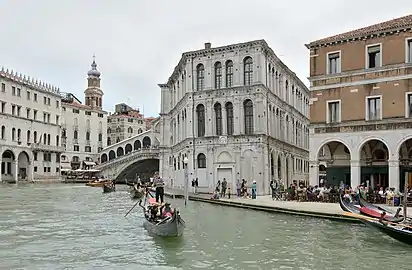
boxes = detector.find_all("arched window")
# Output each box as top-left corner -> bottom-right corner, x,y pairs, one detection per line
196,104 -> 205,137
98,133 -> 102,142
86,132 -> 90,141
128,127 -> 133,133
62,129 -> 66,137
225,102 -> 234,135
17,129 -> 21,141
43,133 -> 46,145
116,126 -> 121,133
11,128 -> 15,141
196,64 -> 205,91
225,60 -> 233,87
214,62 -> 222,89
197,153 -> 206,168
47,134 -> 50,145
27,130 -> 30,143
244,57 -> 253,85
138,128 -> 143,134
107,128 -> 111,134
74,130 -> 78,139
34,131 -> 37,143
56,135 -> 59,146
244,99 -> 254,134
1,125 -> 5,140
214,103 -> 222,135
107,137 -> 111,146
116,137 -> 120,143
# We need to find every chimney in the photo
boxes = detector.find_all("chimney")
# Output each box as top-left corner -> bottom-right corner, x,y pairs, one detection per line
204,42 -> 211,49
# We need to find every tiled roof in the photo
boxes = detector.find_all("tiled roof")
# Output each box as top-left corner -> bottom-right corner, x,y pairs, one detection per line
307,14 -> 412,47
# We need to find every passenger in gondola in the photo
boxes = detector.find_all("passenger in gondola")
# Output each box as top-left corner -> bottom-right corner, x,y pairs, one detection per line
148,204 -> 160,222
161,202 -> 174,218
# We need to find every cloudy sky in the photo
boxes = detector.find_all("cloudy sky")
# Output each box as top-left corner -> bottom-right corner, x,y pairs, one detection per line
0,0 -> 409,117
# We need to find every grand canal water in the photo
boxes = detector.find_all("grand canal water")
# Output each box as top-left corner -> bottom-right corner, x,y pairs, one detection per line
0,184 -> 410,270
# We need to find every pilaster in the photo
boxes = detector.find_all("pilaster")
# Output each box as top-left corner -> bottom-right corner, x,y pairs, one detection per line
14,161 -> 18,183
350,160 -> 361,188
388,159 -> 400,191
309,160 -> 319,186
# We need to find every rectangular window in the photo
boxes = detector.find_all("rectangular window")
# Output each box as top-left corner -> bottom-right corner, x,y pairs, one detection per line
1,83 -> 5,92
407,93 -> 412,117
56,115 -> 59,125
98,113 -> 103,118
73,109 -> 79,114
407,39 -> 412,63
85,111 -> 91,115
43,112 -> 47,122
27,91 -> 31,100
366,96 -> 381,120
26,108 -> 30,118
1,102 -> 5,113
56,101 -> 59,108
367,44 -> 381,68
11,105 -> 15,115
44,96 -> 47,104
327,52 -> 341,74
17,106 -> 21,117
74,145 -> 79,151
34,93 -> 37,102
12,86 -> 16,96
17,88 -> 21,97
47,98 -> 50,105
327,101 -> 340,123
33,110 -> 37,120
34,152 -> 37,161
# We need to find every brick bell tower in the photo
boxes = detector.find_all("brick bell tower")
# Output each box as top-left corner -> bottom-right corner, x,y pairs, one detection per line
84,55 -> 103,110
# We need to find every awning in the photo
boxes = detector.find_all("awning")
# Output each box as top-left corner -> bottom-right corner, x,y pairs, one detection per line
83,161 -> 96,166
61,162 -> 71,170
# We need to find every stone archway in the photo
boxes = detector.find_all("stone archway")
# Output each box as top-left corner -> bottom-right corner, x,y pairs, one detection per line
134,140 -> 141,151
143,136 -> 151,148
125,143 -> 133,154
101,153 -> 108,163
318,140 -> 351,187
359,139 -> 389,189
17,151 -> 30,181
109,150 -> 116,161
398,138 -> 412,191
1,150 -> 16,182
117,147 -> 124,157
270,151 -> 275,181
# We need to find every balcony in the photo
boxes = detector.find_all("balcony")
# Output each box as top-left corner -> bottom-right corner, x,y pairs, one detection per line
312,118 -> 412,134
31,143 -> 65,152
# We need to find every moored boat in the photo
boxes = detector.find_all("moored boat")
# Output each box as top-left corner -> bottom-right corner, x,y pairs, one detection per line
359,206 -> 404,223
339,194 -> 361,214
86,179 -> 111,187
102,184 -> 116,193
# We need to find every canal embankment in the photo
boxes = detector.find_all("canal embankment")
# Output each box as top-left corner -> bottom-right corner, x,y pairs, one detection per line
160,187 -> 409,223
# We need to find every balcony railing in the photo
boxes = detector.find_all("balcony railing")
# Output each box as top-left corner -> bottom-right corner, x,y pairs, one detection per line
31,143 -> 65,152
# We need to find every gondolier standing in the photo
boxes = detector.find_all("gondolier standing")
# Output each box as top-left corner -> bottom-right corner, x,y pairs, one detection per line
153,171 -> 165,204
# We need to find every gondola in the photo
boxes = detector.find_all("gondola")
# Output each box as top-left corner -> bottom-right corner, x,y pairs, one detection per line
102,184 -> 116,193
130,188 -> 144,200
358,196 -> 394,215
344,212 -> 412,246
339,193 -> 361,214
141,198 -> 185,237
143,209 -> 185,237
359,206 -> 404,223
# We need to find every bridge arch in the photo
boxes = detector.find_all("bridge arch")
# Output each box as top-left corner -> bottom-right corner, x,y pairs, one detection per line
134,140 -> 142,150
115,158 -> 159,181
117,147 -> 124,157
143,136 -> 151,148
101,153 -> 108,163
109,150 -> 116,160
125,143 -> 133,154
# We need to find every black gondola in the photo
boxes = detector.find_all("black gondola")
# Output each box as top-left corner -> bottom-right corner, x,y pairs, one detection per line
360,216 -> 412,246
358,196 -> 394,215
102,184 -> 116,193
339,194 -> 361,214
130,188 -> 144,200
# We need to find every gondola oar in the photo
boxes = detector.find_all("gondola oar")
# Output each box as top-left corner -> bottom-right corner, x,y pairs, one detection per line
124,200 -> 141,217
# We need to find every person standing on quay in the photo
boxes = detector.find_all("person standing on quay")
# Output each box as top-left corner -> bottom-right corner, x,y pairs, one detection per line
195,178 -> 199,194
251,180 -> 257,199
221,178 -> 228,197
153,172 -> 165,204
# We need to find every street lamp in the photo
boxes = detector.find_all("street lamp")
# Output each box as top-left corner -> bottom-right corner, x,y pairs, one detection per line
183,157 -> 189,206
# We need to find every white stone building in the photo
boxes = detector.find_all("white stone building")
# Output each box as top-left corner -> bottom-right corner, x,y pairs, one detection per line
157,40 -> 310,194
0,67 -> 64,182
60,59 -> 107,170
107,103 -> 146,145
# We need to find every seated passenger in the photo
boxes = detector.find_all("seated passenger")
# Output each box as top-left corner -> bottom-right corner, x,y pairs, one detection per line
162,202 -> 174,218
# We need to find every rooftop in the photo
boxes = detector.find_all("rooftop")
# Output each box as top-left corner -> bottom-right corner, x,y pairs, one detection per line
306,14 -> 412,48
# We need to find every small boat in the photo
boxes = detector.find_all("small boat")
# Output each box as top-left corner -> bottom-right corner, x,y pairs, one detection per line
358,196 -> 394,215
102,184 -> 116,193
344,212 -> 412,246
339,194 -> 361,214
130,188 -> 144,200
359,206 -> 403,223
86,179 -> 111,187
142,199 -> 185,237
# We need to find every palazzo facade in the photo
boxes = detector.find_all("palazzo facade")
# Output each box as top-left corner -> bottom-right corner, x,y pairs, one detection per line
158,40 -> 310,194
307,14 -> 412,191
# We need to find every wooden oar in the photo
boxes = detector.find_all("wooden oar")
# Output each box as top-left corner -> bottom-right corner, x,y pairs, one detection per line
124,200 -> 140,217
155,216 -> 171,226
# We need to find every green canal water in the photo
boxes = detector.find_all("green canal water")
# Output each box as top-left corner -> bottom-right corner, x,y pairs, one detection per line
0,184 -> 410,270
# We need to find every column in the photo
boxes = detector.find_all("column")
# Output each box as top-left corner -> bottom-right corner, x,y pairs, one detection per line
262,149 -> 269,195
222,107 -> 227,135
388,159 -> 400,191
28,160 -> 34,182
309,160 -> 319,186
14,161 -> 18,183
350,160 -> 361,188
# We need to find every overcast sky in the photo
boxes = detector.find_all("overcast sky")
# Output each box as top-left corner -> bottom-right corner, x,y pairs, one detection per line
0,0 -> 409,117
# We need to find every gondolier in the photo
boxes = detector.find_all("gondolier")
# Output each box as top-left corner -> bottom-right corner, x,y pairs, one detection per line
153,172 -> 165,204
